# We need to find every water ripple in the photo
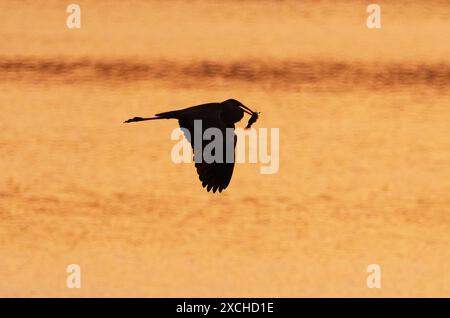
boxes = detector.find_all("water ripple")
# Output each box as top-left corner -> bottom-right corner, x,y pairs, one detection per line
1,57 -> 449,91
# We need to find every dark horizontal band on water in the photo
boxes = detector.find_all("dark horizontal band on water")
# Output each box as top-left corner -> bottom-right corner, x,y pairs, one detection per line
0,57 -> 449,90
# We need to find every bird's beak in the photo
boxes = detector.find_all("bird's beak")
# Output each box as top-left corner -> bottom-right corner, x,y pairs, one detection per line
240,105 -> 254,115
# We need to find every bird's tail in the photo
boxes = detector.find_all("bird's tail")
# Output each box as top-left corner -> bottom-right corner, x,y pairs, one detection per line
154,109 -> 183,119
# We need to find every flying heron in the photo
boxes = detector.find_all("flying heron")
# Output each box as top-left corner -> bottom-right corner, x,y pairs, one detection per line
124,99 -> 259,193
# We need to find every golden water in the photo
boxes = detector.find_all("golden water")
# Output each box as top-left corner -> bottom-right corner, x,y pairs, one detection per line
0,0 -> 449,296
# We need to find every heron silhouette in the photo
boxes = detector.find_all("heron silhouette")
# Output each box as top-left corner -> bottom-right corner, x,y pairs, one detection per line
124,99 -> 259,193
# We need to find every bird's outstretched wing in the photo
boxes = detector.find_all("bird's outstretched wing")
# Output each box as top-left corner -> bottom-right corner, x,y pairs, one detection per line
180,116 -> 236,193
159,104 -> 236,193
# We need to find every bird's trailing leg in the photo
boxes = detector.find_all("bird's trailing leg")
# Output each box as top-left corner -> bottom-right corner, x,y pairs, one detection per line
124,116 -> 164,123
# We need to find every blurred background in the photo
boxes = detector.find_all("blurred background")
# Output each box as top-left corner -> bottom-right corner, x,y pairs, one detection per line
0,0 -> 449,296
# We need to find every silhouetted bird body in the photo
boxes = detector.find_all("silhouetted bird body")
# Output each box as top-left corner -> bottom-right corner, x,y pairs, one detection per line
124,99 -> 259,193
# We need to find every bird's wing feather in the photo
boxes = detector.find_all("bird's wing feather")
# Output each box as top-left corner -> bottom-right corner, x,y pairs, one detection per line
176,109 -> 236,193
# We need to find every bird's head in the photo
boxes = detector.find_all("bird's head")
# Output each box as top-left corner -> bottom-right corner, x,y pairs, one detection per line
221,99 -> 259,127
